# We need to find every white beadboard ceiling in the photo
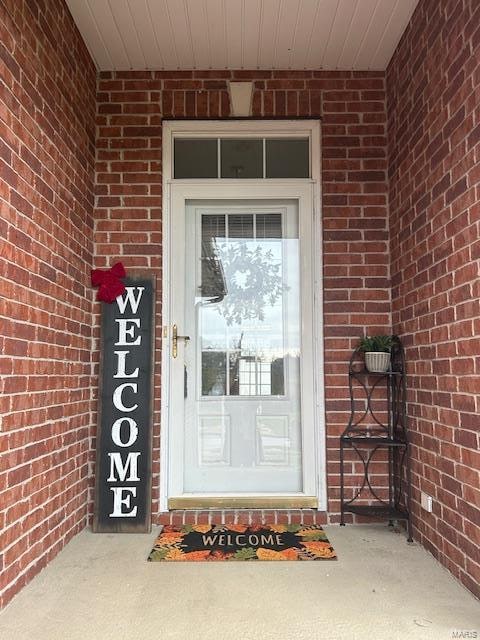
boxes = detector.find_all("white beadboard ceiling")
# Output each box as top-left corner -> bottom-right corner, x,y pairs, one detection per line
66,0 -> 419,71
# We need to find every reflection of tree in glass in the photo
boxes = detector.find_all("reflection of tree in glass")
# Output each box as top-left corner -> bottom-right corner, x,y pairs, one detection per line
215,241 -> 284,326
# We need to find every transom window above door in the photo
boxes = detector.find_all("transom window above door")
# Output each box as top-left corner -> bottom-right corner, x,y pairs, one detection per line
173,137 -> 310,179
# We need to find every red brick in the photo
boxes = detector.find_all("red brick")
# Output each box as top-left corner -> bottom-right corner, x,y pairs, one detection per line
388,0 -> 479,598
0,0 -> 95,609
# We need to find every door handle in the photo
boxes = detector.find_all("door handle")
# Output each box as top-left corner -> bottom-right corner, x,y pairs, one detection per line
172,324 -> 190,358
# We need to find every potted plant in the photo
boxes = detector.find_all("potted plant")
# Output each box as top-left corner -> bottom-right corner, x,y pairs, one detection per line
358,335 -> 395,373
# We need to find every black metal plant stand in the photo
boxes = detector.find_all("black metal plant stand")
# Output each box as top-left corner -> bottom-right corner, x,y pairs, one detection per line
340,338 -> 413,541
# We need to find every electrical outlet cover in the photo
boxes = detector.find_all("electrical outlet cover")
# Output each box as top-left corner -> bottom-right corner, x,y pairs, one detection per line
421,492 -> 433,512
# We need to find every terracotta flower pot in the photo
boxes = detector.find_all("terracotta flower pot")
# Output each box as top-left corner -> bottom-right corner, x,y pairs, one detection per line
365,351 -> 390,373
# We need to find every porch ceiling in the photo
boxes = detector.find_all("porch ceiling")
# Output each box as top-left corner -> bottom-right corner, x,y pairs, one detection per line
66,0 -> 419,72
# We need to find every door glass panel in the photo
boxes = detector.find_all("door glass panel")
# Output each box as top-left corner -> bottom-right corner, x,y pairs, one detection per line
227,214 -> 254,239
183,202 -> 302,493
201,351 -> 226,396
199,212 -> 285,398
265,138 -> 310,178
256,213 -> 282,238
221,139 -> 263,178
174,139 -> 218,178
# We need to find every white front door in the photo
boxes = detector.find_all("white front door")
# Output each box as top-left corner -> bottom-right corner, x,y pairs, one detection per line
165,183 -> 321,507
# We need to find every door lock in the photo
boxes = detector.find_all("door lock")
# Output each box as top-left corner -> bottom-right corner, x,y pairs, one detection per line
172,324 -> 190,358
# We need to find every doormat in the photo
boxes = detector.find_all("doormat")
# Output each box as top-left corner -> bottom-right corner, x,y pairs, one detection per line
147,524 -> 337,561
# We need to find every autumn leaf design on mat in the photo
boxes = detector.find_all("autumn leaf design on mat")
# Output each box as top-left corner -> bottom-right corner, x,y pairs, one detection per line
157,531 -> 184,546
191,524 -> 212,534
256,548 -> 299,561
165,549 -> 212,561
301,541 -> 337,559
147,524 -> 337,562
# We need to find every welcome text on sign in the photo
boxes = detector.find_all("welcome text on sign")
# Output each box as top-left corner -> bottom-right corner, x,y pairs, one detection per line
109,287 -> 144,517
94,277 -> 154,533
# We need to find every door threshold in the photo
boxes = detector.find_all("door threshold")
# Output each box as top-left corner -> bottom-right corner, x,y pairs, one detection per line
168,496 -> 318,509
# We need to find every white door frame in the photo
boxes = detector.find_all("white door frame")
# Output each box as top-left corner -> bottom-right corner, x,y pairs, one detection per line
160,119 -> 325,512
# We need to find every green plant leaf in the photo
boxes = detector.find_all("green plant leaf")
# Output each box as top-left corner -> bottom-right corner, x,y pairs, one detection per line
181,524 -> 195,534
358,334 -> 394,353
231,547 -> 257,561
148,548 -> 169,561
286,524 -> 302,533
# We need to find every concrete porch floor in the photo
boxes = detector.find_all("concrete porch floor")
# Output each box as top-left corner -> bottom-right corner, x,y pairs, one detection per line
1,525 -> 478,640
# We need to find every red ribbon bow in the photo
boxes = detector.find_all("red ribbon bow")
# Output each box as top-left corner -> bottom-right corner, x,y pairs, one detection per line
91,262 -> 127,303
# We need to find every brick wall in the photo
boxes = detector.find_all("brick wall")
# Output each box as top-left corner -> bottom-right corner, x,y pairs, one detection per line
387,0 -> 480,597
0,0 -> 96,607
2,0 -> 479,610
93,70 -> 391,523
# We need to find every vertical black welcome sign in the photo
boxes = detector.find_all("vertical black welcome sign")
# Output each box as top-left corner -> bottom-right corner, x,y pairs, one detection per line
93,275 -> 155,533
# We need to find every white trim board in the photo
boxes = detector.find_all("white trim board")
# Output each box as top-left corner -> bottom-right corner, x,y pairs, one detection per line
160,119 -> 325,512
